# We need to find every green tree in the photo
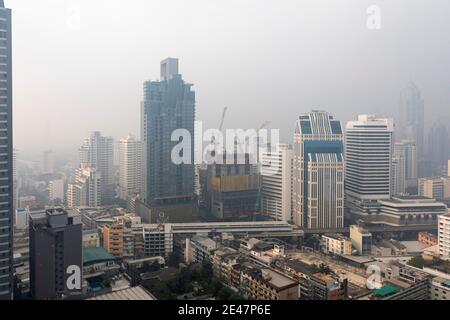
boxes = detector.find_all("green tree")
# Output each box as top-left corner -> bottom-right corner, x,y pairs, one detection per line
408,256 -> 427,269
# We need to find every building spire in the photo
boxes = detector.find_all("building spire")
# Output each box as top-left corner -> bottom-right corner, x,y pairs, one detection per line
0,1 -> 4,8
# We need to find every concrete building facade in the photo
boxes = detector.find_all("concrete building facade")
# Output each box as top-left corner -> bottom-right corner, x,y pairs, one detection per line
293,111 -> 344,229
261,144 -> 293,222
118,134 -> 144,201
29,208 -> 82,300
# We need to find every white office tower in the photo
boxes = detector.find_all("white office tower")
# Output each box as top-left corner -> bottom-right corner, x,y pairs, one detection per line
438,213 -> 450,261
79,131 -> 114,202
394,140 -> 418,189
293,111 -> 344,229
345,115 -> 394,203
261,144 -> 293,222
118,134 -> 144,200
391,156 -> 406,196
67,165 -> 101,208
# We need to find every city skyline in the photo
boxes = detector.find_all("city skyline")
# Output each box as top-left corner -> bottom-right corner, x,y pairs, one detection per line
11,0 -> 450,156
6,0 -> 450,304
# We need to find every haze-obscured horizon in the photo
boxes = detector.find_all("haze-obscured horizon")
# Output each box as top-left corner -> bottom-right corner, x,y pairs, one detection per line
12,0 -> 450,160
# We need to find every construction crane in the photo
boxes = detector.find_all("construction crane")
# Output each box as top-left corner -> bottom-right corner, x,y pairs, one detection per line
211,107 -> 228,158
218,107 -> 228,132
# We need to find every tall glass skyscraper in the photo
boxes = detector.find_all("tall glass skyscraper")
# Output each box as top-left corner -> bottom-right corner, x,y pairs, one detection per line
398,81 -> 424,159
0,0 -> 12,300
142,58 -> 195,208
292,111 -> 344,229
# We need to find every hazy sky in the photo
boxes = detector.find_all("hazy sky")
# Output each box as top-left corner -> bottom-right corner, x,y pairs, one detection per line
11,0 -> 450,159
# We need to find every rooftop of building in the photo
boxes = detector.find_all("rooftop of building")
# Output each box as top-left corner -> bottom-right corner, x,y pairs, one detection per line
379,196 -> 447,207
400,241 -> 431,254
323,233 -> 351,242
259,268 -> 297,290
191,235 -> 217,249
339,255 -> 376,265
83,247 -> 116,266
390,195 -> 434,202
312,272 -> 335,283
283,259 -> 319,275
252,241 -> 274,252
432,277 -> 450,288
213,246 -> 238,257
87,286 -> 155,300
377,239 -> 406,251
30,208 -> 81,227
373,284 -> 400,298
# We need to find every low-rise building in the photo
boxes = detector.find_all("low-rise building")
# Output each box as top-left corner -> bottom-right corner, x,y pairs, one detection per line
142,224 -> 173,257
439,213 -> 450,261
430,277 -> 450,300
350,196 -> 447,227
83,230 -> 100,248
372,239 -> 407,256
83,247 -> 120,281
321,234 -> 352,256
239,266 -> 299,300
379,196 -> 447,226
301,272 -> 348,300
185,236 -> 218,264
349,225 -> 372,256
273,258 -> 348,300
418,232 -> 438,246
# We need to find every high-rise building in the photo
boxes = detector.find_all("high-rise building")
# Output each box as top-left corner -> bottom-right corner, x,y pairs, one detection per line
427,121 -> 450,176
261,144 -> 293,222
43,150 -> 55,175
205,153 -> 260,221
398,81 -> 425,159
438,213 -> 450,261
118,134 -> 144,201
67,165 -> 101,208
79,131 -> 114,203
0,1 -> 12,300
142,58 -> 196,218
292,111 -> 344,229
48,179 -> 65,201
419,177 -> 450,201
29,208 -> 83,300
391,155 -> 406,196
345,115 -> 394,201
394,140 -> 418,190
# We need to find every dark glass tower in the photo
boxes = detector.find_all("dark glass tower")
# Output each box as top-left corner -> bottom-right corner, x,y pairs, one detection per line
0,0 -> 12,300
142,58 -> 195,208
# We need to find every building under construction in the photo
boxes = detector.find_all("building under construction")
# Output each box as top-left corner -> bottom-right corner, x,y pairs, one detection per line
204,153 -> 261,221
